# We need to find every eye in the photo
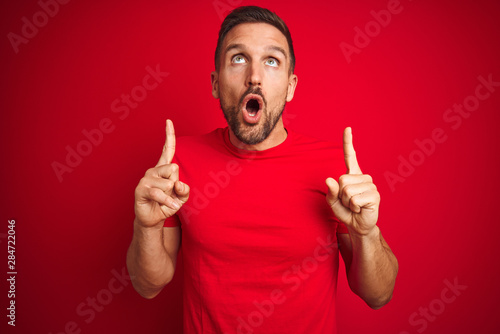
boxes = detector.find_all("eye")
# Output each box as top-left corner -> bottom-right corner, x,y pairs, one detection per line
232,55 -> 246,64
266,58 -> 279,67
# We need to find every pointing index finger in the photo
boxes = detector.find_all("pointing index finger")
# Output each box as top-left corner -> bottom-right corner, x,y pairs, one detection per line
157,119 -> 176,166
343,127 -> 362,174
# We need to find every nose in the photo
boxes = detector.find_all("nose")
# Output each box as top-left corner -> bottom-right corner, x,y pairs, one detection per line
247,61 -> 262,87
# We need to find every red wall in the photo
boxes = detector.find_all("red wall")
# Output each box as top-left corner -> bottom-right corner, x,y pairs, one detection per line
2,0 -> 500,333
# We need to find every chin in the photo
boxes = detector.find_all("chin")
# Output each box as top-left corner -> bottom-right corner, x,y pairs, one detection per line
235,123 -> 268,145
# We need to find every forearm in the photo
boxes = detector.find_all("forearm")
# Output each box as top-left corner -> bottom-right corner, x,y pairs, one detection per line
347,226 -> 398,309
126,219 -> 175,298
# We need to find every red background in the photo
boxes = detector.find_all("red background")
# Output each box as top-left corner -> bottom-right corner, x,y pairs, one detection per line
2,0 -> 500,333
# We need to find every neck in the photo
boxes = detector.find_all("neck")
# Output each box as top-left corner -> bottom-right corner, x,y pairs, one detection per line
228,118 -> 287,151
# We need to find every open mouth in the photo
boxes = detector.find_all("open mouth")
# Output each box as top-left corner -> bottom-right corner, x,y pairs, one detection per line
242,94 -> 263,124
246,99 -> 260,116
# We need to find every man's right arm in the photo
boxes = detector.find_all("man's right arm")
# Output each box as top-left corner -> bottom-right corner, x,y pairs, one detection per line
126,120 -> 189,299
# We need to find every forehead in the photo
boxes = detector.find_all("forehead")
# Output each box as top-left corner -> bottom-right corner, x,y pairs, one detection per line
222,22 -> 289,53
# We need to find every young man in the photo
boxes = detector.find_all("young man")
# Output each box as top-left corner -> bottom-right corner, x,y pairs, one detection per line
127,6 -> 398,334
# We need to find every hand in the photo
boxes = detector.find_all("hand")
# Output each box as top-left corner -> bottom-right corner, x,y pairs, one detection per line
134,119 -> 190,228
326,127 -> 380,236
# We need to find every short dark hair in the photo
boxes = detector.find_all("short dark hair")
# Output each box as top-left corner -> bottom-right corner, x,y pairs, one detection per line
214,6 -> 296,75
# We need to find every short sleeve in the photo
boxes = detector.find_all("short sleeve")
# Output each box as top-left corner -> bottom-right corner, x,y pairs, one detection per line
164,214 -> 181,227
328,202 -> 349,234
336,221 -> 349,234
329,206 -> 349,234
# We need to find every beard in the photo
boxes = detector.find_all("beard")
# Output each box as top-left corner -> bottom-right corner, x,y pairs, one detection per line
220,86 -> 287,145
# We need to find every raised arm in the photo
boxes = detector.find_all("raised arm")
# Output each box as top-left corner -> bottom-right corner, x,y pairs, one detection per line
326,127 -> 398,309
126,120 -> 190,299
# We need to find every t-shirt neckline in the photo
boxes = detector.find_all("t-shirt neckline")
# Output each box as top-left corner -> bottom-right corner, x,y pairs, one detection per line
222,126 -> 293,159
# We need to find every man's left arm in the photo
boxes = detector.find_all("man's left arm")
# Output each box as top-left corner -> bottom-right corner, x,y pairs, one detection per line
326,127 -> 398,309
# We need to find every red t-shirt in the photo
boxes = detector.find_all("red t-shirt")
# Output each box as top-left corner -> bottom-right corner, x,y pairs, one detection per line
164,127 -> 349,334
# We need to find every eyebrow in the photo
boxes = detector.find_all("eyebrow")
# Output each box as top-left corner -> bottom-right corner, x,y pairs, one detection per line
224,43 -> 288,60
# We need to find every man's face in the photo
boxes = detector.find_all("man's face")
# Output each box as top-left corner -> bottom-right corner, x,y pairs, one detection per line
211,23 -> 297,146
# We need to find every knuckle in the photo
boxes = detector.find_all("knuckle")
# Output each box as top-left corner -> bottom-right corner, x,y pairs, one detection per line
134,186 -> 142,198
135,181 -> 148,195
148,187 -> 159,198
150,188 -> 164,201
341,196 -> 350,208
139,175 -> 152,185
165,179 -> 175,189
136,179 -> 145,189
137,177 -> 152,191
350,195 -> 360,205
170,163 -> 179,173
342,184 -> 353,197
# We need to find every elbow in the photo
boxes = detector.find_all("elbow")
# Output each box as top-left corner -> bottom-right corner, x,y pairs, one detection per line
129,269 -> 174,300
365,276 -> 397,309
366,292 -> 393,310
137,289 -> 161,300
126,254 -> 175,299
350,277 -> 397,310
369,260 -> 399,310
132,277 -> 171,299
348,277 -> 396,310
349,285 -> 394,310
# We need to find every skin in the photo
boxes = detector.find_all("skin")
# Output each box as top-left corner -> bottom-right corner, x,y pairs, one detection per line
211,23 -> 298,151
126,22 -> 398,309
326,127 -> 398,308
126,119 -> 187,298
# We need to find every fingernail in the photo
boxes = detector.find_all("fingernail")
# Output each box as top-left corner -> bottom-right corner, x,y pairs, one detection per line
172,201 -> 180,210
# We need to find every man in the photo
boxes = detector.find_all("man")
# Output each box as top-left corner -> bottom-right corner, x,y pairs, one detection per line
127,6 -> 398,334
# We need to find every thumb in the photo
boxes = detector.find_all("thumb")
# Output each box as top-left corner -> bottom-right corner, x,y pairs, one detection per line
325,177 -> 350,222
325,177 -> 340,206
174,181 -> 190,204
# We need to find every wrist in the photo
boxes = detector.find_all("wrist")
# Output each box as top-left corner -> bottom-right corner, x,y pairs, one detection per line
131,218 -> 165,255
134,217 -> 164,234
348,225 -> 380,245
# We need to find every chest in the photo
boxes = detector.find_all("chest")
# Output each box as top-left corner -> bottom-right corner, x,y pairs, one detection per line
176,154 -> 338,264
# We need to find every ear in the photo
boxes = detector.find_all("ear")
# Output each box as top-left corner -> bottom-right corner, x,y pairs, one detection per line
211,71 -> 219,99
286,74 -> 298,102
